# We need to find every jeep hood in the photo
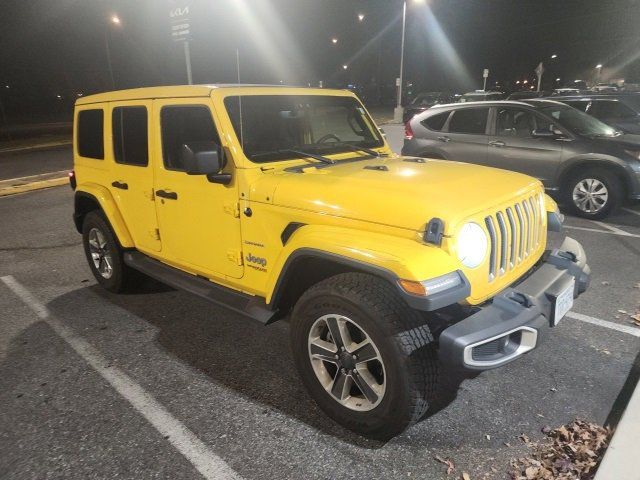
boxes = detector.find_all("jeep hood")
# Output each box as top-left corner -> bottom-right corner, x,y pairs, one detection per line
256,157 -> 542,234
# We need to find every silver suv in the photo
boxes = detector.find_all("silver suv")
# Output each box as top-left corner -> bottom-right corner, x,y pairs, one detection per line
402,99 -> 640,219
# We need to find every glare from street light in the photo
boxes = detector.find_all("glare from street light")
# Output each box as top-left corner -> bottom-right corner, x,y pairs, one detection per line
595,64 -> 602,69
556,77 -> 561,81
331,37 -> 338,44
111,15 -> 121,25
515,80 -> 520,84
550,54 -> 557,59
342,64 -> 348,70
357,13 -> 365,21
523,79 -> 528,84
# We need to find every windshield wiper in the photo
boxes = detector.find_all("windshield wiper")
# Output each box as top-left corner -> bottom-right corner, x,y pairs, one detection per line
282,149 -> 335,164
322,142 -> 386,158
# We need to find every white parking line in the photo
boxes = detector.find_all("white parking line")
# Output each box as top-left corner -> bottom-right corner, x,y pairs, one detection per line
566,311 -> 640,338
622,207 -> 640,217
564,225 -> 640,238
591,220 -> 634,236
0,275 -> 243,480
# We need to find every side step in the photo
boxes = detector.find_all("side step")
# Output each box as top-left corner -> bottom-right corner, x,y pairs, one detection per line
123,251 -> 277,324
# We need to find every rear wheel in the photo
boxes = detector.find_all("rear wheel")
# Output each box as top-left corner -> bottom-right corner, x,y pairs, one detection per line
564,169 -> 622,219
82,211 -> 138,293
290,272 -> 437,439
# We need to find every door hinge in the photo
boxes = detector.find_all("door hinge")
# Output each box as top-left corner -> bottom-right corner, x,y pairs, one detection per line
152,228 -> 161,241
224,201 -> 240,218
227,249 -> 243,266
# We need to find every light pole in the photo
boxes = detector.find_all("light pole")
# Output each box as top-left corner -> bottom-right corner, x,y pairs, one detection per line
393,1 -> 408,123
595,64 -> 603,84
105,14 -> 121,89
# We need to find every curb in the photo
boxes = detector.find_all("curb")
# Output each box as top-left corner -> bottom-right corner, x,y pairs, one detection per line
0,171 -> 69,197
595,376 -> 640,479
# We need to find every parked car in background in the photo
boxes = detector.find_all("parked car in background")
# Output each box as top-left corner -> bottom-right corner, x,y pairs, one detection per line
552,88 -> 582,96
459,90 -> 506,102
402,92 -> 452,123
591,83 -> 619,93
550,93 -> 640,134
402,99 -> 640,219
507,91 -> 550,100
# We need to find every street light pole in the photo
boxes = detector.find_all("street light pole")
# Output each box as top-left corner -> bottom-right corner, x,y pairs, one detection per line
104,28 -> 115,89
394,0 -> 407,123
184,41 -> 193,85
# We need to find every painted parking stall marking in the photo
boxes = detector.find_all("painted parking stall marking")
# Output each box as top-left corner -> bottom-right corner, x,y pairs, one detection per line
0,275 -> 244,480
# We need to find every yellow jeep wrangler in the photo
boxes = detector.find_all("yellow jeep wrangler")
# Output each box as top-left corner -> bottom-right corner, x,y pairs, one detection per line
71,85 -> 590,439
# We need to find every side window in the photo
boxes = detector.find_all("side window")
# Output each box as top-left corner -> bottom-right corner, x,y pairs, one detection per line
590,100 -> 636,119
564,100 -> 589,112
112,106 -> 148,166
421,111 -> 450,131
77,109 -> 104,159
496,108 -> 538,137
447,108 -> 489,135
160,106 -> 220,171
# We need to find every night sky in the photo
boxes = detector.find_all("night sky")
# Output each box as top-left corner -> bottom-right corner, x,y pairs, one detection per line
1,0 -> 639,120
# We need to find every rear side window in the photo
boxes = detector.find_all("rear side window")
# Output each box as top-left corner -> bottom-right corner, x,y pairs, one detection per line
448,108 -> 489,134
77,109 -> 104,159
563,100 -> 589,112
160,106 -> 220,171
421,111 -> 450,131
113,106 -> 148,166
590,100 -> 636,119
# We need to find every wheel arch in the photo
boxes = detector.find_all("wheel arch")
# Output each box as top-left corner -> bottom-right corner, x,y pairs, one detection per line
264,224 -> 462,316
74,184 -> 134,248
558,158 -> 630,196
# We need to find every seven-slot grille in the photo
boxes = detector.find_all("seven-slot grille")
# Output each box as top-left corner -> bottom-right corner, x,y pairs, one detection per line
484,193 -> 545,281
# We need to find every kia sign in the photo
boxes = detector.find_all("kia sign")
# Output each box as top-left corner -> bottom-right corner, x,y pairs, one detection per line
169,2 -> 191,42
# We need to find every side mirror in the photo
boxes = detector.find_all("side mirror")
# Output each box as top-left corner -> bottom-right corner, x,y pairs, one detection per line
181,142 -> 224,175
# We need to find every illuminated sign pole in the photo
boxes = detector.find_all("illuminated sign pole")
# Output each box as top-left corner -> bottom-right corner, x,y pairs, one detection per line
170,2 -> 193,84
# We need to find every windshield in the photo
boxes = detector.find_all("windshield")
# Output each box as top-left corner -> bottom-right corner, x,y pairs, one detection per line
538,104 -> 619,137
224,95 -> 384,163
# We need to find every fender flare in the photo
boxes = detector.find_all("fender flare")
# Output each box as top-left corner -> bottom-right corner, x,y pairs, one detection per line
74,183 -> 134,248
264,224 -> 466,311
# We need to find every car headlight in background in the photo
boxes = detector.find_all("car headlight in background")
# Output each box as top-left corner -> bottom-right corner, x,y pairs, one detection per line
457,222 -> 488,268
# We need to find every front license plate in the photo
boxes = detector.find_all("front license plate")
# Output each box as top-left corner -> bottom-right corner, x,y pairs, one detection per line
553,279 -> 575,326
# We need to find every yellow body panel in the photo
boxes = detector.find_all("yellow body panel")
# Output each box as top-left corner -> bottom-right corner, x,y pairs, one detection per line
74,85 -> 553,308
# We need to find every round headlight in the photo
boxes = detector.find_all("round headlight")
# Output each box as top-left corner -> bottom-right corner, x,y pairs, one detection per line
457,222 -> 488,268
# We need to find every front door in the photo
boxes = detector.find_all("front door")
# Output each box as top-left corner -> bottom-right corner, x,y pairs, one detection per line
152,98 -> 243,279
486,106 -> 563,184
109,101 -> 161,252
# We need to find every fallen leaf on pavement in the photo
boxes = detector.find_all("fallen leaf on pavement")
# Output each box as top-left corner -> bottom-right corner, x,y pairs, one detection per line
462,473 -> 471,480
435,455 -> 456,475
510,419 -> 612,479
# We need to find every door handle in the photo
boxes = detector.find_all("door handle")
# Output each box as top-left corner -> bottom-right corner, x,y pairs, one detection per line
111,181 -> 128,190
156,189 -> 178,200
489,140 -> 506,148
437,136 -> 451,143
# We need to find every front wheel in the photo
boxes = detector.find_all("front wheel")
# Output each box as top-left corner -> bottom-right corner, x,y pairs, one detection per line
564,169 -> 622,219
290,273 -> 437,439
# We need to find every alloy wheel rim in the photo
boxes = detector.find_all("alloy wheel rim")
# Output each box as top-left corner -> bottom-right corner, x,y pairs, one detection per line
307,314 -> 386,412
572,178 -> 608,213
88,227 -> 114,279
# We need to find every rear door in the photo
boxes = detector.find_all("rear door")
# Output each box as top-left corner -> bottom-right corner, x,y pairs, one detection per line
109,101 -> 161,252
439,106 -> 489,164
485,106 -> 562,184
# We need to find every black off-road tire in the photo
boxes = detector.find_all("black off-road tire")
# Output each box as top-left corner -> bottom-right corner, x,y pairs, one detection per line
82,210 -> 139,293
290,272 -> 437,440
564,168 -> 623,220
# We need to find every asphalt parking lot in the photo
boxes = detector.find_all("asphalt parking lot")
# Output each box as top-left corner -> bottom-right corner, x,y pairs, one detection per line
1,131 -> 639,479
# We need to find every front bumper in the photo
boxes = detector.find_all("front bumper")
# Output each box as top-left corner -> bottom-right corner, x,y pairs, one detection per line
439,236 -> 590,371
